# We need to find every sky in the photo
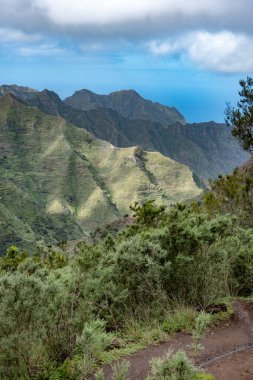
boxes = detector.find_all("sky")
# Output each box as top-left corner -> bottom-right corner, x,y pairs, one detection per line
0,0 -> 253,122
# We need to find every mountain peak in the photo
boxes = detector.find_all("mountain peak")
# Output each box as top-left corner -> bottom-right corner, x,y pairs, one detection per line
109,89 -> 141,97
40,89 -> 62,103
73,89 -> 96,96
71,88 -> 141,98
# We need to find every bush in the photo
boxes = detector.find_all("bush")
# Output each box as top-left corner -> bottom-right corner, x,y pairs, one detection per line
147,350 -> 215,380
147,350 -> 198,380
1,202 -> 253,377
75,320 -> 115,375
191,312 -> 212,356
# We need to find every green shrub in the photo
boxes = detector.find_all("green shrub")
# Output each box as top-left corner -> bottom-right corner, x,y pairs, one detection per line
147,350 -> 198,380
76,320 -> 115,362
147,351 -> 215,380
111,360 -> 130,380
191,312 -> 212,356
1,202 -> 253,378
0,245 -> 28,271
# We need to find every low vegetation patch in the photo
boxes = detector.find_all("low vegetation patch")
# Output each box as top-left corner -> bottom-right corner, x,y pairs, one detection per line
1,198 -> 253,379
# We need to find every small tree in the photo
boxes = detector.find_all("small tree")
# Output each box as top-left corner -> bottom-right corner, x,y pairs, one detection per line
0,245 -> 28,271
130,200 -> 165,227
225,76 -> 253,152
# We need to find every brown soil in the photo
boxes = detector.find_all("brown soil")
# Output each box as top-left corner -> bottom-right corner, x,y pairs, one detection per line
94,301 -> 253,380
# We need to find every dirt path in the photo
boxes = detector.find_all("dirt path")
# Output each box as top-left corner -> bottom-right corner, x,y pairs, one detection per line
96,301 -> 253,380
202,301 -> 253,380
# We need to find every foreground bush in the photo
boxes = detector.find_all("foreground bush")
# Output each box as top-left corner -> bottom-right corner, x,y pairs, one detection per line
147,350 -> 214,380
0,203 -> 253,378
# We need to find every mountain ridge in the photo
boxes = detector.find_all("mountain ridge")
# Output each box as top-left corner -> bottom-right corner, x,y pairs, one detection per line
0,84 -> 249,179
64,88 -> 187,125
0,94 -> 201,251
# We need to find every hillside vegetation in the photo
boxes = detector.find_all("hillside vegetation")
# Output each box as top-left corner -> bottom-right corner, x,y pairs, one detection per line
1,198 -> 253,379
0,94 -> 201,251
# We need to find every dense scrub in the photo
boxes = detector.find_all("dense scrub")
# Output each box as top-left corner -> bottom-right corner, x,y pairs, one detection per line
204,163 -> 253,226
1,199 -> 253,379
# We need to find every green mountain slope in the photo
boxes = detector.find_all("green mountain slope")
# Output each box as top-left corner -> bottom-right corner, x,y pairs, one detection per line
0,94 -> 201,251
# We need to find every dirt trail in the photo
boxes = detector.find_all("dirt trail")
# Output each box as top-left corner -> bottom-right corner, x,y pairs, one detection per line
203,301 -> 253,379
96,301 -> 253,380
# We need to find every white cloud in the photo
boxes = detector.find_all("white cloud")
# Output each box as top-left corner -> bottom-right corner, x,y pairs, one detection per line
149,31 -> 253,73
189,31 -> 253,73
1,0 -> 253,73
0,28 -> 41,43
149,40 -> 184,56
18,44 -> 66,57
34,0 -> 238,26
0,0 -> 252,38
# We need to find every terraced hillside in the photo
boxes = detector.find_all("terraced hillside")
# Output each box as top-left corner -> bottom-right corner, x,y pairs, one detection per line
0,94 -> 202,251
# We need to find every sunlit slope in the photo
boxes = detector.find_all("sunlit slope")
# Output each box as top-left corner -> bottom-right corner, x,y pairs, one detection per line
0,94 -> 202,250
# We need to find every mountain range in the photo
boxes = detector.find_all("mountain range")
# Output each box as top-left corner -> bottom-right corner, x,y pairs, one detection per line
0,93 -> 201,251
0,84 -> 249,251
0,85 -> 248,179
